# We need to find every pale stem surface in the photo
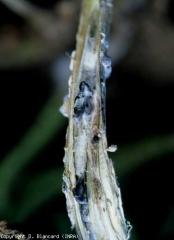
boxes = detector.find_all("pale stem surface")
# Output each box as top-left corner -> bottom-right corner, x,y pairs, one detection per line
60,0 -> 131,239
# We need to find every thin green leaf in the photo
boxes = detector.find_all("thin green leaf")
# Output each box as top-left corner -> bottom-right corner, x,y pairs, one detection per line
0,95 -> 65,212
13,168 -> 63,222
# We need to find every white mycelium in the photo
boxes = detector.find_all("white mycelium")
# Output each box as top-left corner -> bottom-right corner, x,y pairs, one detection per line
61,1 -> 131,239
101,55 -> 112,80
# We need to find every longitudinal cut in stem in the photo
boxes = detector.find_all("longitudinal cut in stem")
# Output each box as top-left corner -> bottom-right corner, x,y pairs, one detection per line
60,0 -> 131,239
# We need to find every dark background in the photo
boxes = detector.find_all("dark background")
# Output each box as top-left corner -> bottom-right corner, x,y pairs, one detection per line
0,0 -> 174,239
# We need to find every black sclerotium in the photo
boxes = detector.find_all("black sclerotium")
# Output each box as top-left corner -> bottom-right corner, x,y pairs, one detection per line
74,97 -> 86,117
92,135 -> 99,144
74,81 -> 93,117
72,178 -> 87,204
79,81 -> 91,93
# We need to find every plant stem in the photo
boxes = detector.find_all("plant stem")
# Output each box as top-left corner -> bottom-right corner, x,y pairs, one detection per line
61,0 -> 131,239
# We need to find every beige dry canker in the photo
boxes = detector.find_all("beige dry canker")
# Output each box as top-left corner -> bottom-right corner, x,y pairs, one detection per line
60,0 -> 132,239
